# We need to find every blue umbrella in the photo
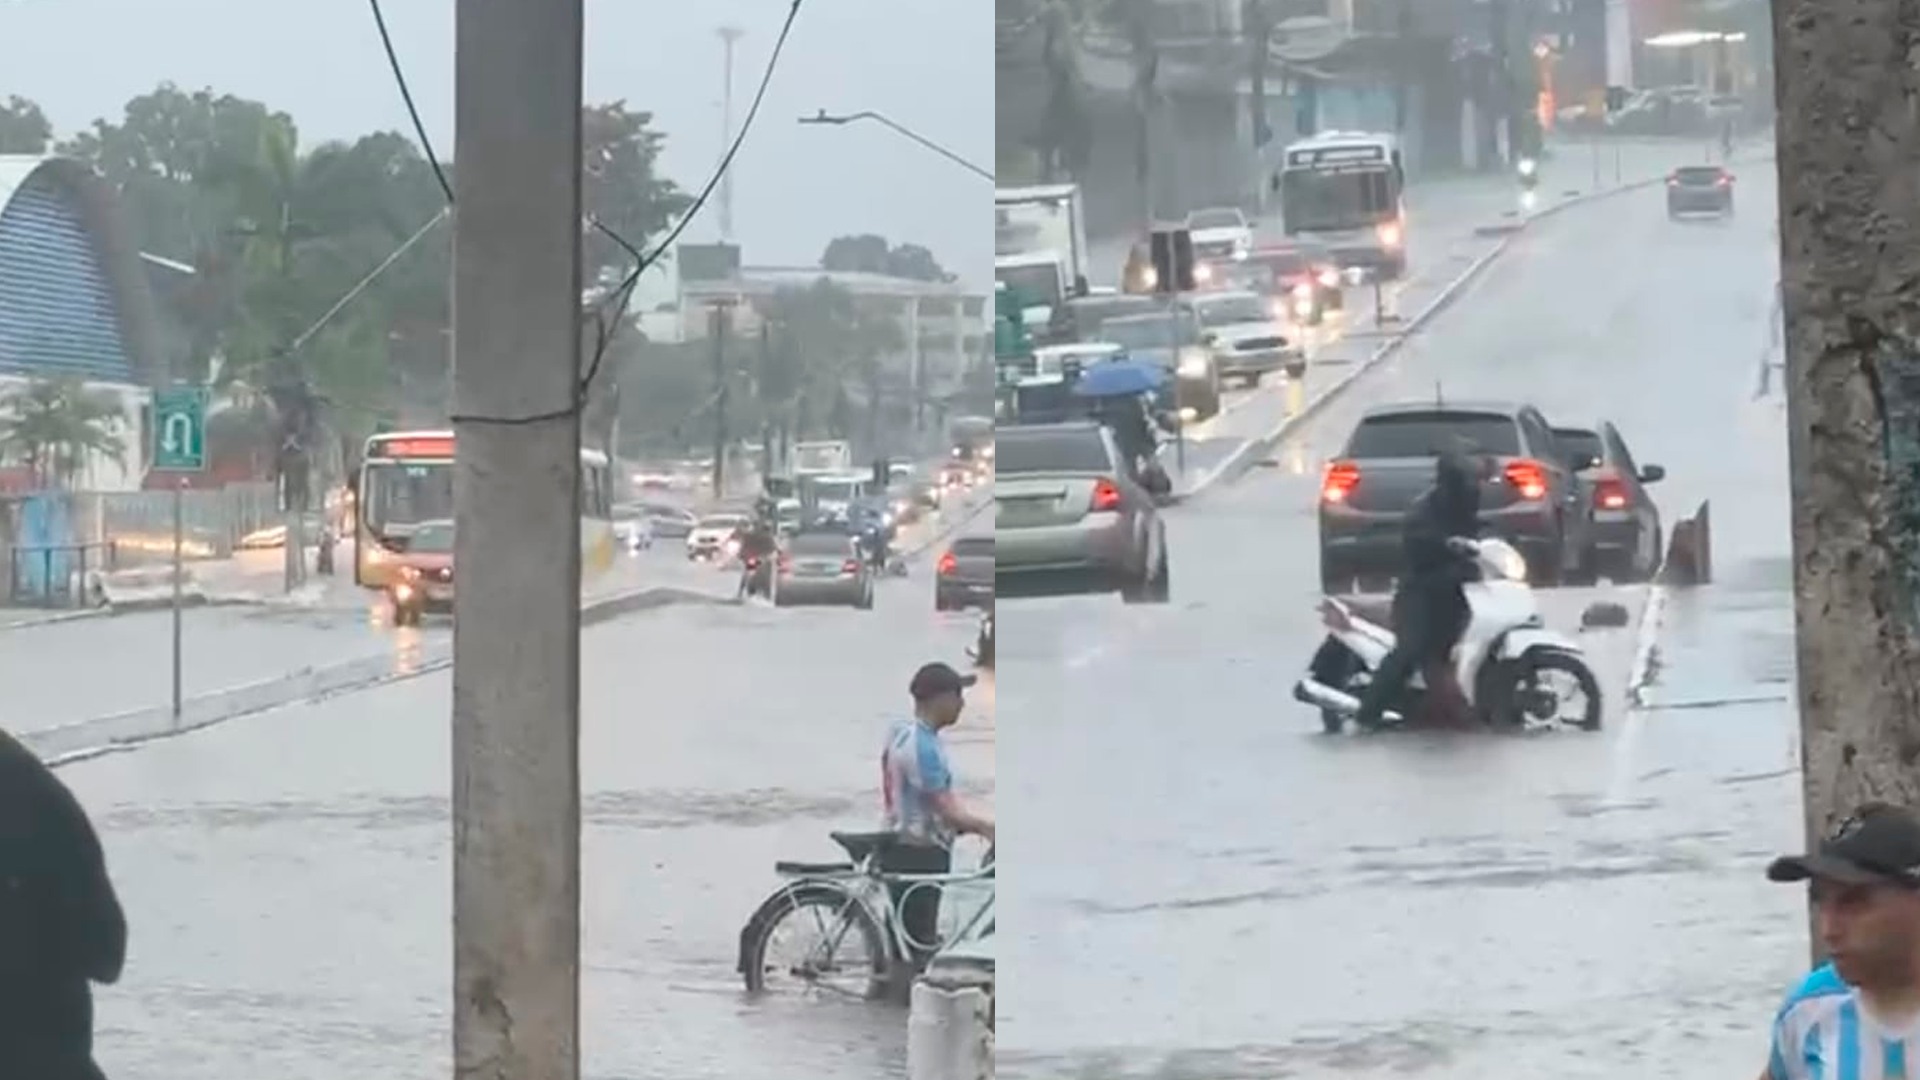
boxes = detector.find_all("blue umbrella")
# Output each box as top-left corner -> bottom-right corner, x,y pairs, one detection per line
1072,360 -> 1167,398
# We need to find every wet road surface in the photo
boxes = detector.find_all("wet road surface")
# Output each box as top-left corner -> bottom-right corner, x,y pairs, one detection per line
998,153 -> 1801,1076
62,524 -> 994,1079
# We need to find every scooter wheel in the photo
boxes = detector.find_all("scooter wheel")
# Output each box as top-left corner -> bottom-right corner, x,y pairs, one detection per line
1504,651 -> 1603,731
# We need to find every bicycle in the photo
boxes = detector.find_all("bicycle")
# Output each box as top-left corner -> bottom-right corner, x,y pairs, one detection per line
736,830 -> 994,1003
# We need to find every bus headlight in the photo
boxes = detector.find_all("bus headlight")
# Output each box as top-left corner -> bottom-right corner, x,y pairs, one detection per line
1193,262 -> 1214,285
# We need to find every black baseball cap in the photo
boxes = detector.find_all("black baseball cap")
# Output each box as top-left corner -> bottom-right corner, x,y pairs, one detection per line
910,662 -> 976,702
1768,803 -> 1920,888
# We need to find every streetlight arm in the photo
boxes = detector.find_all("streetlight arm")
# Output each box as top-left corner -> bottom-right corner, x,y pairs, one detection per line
800,109 -> 993,182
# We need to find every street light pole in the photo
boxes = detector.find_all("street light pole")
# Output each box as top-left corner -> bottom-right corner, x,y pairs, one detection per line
798,109 -> 993,181
452,0 -> 585,1075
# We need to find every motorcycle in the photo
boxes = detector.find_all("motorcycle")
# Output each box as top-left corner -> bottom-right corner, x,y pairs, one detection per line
968,611 -> 994,668
738,552 -> 774,600
1293,536 -> 1602,734
387,568 -> 427,628
1516,156 -> 1539,190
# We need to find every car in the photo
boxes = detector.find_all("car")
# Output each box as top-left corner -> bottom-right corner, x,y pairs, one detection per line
389,518 -> 456,618
1553,421 -> 1667,582
1098,310 -> 1221,420
686,512 -> 749,562
1186,205 -> 1254,263
1318,401 -> 1595,591
643,503 -> 698,539
774,528 -> 875,609
1033,341 -> 1126,379
1239,242 -> 1346,324
1057,292 -> 1158,344
1185,289 -> 1305,387
936,533 -> 994,611
993,422 -> 1170,603
1667,165 -> 1734,217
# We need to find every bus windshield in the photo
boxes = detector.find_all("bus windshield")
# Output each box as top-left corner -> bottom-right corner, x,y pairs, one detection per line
363,461 -> 454,534
810,478 -> 865,505
1282,169 -> 1398,233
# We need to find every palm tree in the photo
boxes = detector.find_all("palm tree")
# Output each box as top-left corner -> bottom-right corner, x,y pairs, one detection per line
0,377 -> 128,489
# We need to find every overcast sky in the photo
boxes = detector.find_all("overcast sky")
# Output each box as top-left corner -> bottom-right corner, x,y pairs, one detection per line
2,0 -> 990,285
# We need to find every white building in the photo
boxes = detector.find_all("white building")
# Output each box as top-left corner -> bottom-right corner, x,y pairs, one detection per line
649,244 -> 988,404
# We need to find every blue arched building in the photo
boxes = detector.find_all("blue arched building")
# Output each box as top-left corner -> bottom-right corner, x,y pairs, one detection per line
0,154 -> 170,493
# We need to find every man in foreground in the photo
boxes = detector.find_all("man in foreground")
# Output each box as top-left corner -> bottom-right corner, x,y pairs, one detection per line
1761,803 -> 1920,1078
880,662 -> 994,991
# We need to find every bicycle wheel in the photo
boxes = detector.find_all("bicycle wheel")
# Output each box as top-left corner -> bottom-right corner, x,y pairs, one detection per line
740,884 -> 889,999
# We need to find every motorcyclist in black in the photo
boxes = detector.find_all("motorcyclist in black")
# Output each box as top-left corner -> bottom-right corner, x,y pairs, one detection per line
1352,450 -> 1484,730
737,507 -> 778,596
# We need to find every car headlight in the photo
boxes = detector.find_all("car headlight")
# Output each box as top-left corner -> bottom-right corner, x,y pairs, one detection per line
1177,347 -> 1210,378
1139,266 -> 1159,288
1193,262 -> 1214,284
1377,221 -> 1403,248
1317,269 -> 1340,288
1292,281 -> 1315,300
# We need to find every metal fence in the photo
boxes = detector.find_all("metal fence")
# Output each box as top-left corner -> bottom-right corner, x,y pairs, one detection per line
4,541 -> 119,607
0,483 -> 279,599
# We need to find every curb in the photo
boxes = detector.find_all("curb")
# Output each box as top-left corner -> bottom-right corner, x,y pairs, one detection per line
33,583 -> 727,768
1182,162 -> 1714,498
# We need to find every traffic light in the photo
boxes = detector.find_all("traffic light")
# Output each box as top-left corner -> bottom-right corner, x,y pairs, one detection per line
1149,227 -> 1195,293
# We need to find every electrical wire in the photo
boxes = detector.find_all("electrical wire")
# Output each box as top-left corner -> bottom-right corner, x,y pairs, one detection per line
367,0 -> 807,426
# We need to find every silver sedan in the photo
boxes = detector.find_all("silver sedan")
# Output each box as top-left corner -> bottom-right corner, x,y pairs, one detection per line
993,421 -> 1170,603
772,529 -> 875,609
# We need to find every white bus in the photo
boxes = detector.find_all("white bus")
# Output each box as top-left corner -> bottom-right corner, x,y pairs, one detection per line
1277,131 -> 1408,279
352,430 -> 616,589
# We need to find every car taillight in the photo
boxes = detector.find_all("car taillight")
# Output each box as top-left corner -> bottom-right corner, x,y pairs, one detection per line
842,559 -> 861,574
1593,478 -> 1628,510
1667,175 -> 1679,186
938,552 -> 958,575
1504,459 -> 1548,500
1091,478 -> 1122,512
778,553 -> 792,572
1716,176 -> 1731,187
1322,460 -> 1360,503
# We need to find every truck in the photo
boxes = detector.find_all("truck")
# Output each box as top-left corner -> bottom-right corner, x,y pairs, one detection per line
995,183 -> 1090,336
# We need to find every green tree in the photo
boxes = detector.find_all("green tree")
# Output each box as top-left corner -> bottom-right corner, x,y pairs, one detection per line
582,101 -> 693,285
0,95 -> 51,154
821,235 -> 951,281
0,377 -> 127,489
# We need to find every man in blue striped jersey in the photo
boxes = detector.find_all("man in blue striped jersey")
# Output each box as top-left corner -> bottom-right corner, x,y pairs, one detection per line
1763,803 -> 1920,1079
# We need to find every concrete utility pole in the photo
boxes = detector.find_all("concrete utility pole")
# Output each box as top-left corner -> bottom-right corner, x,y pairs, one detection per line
451,0 -> 585,1074
1773,0 -> 1920,964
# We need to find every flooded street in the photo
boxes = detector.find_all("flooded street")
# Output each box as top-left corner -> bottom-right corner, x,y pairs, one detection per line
58,515 -> 994,1079
996,157 -> 1802,1077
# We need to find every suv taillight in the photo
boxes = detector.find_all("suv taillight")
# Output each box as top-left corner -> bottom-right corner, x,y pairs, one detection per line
1322,461 -> 1360,503
1091,478 -> 1122,512
938,552 -> 958,575
1504,459 -> 1548,500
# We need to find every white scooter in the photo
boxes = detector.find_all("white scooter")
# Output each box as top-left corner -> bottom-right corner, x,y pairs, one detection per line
1294,536 -> 1602,734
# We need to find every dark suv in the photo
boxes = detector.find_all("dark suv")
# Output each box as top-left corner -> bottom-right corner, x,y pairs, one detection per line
1666,166 -> 1734,218
1318,401 -> 1595,591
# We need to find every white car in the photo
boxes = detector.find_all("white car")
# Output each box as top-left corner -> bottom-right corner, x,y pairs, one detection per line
1186,206 -> 1254,264
1188,290 -> 1305,387
686,513 -> 749,562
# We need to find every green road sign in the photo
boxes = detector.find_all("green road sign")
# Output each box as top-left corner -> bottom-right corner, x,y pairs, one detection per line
152,387 -> 209,471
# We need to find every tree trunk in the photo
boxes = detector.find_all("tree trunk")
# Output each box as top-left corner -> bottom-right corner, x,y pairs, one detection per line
1773,0 -> 1920,965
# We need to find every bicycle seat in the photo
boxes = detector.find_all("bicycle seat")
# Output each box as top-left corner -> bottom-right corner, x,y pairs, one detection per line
829,830 -> 900,864
773,859 -> 854,877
